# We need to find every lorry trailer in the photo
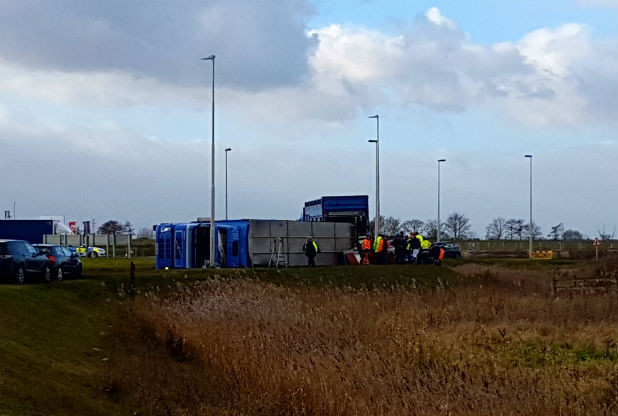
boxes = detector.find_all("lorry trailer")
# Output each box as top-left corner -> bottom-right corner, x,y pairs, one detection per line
155,219 -> 355,269
0,219 -> 56,244
302,195 -> 369,237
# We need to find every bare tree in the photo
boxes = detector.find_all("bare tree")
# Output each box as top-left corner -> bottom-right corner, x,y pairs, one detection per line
369,216 -> 401,237
485,217 -> 506,240
547,223 -> 564,240
124,220 -> 134,236
563,229 -> 583,240
524,222 -> 543,240
504,219 -> 525,240
422,220 -> 439,241
443,212 -> 471,240
504,219 -> 517,240
401,219 -> 425,234
597,226 -> 615,241
381,216 -> 402,237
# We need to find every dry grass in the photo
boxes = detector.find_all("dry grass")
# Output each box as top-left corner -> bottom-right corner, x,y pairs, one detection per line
108,269 -> 618,415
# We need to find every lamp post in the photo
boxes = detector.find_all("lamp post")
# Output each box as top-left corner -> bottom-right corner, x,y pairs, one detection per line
202,54 -> 216,267
368,114 -> 380,238
225,147 -> 231,220
525,154 -> 533,258
437,159 -> 446,242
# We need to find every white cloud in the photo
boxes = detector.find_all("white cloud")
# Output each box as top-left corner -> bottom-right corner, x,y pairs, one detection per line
425,7 -> 457,29
304,10 -> 617,126
1,7 -> 615,128
518,24 -> 589,78
0,63 -> 194,108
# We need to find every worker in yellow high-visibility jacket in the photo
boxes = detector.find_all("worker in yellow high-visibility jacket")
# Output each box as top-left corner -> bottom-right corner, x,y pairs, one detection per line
303,237 -> 320,267
373,234 -> 388,265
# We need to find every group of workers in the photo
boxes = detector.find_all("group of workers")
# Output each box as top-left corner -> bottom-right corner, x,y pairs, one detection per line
303,232 -> 442,266
359,232 -> 434,265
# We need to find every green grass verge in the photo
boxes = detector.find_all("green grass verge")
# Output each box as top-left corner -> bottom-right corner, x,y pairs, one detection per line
83,257 -> 461,291
0,279 -> 125,415
460,258 -> 579,270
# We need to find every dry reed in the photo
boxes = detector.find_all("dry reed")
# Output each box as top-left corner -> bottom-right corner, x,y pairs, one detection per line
109,271 -> 618,415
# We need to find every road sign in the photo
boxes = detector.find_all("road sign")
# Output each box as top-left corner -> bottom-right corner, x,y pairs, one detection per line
593,238 -> 601,246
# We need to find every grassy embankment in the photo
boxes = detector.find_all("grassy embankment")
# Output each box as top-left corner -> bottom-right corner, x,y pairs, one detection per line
1,257 -> 616,415
0,257 -> 458,415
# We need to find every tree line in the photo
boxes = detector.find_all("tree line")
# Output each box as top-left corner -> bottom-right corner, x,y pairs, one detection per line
371,214 -> 587,241
370,213 -> 472,240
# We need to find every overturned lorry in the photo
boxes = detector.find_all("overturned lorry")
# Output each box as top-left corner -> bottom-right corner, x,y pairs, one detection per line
155,219 -> 356,269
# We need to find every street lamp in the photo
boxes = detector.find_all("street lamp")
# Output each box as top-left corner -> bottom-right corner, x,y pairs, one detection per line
525,154 -> 533,258
202,54 -> 216,267
368,114 -> 380,238
225,147 -> 232,220
437,159 -> 446,242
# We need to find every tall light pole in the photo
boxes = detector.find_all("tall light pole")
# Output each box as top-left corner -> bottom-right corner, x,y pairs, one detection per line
202,54 -> 216,267
437,159 -> 446,242
525,154 -> 533,258
225,147 -> 232,220
368,114 -> 380,238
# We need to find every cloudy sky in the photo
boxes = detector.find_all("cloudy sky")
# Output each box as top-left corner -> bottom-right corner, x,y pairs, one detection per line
1,0 -> 617,238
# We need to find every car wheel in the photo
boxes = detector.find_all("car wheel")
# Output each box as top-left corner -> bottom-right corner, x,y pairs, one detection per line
93,252 -> 99,258
15,266 -> 25,285
43,266 -> 52,283
56,268 -> 64,281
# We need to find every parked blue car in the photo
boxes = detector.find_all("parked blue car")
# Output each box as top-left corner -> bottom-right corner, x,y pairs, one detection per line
34,244 -> 82,280
0,239 -> 52,284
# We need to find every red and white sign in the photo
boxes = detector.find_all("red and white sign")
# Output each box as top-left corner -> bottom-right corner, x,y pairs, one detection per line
593,238 -> 601,246
69,221 -> 77,235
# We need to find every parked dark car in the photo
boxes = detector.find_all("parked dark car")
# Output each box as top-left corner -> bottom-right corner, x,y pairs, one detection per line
432,242 -> 462,259
33,244 -> 82,280
0,239 -> 52,284
416,245 -> 444,266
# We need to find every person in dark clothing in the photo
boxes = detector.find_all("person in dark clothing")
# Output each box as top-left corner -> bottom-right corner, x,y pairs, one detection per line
393,232 -> 406,264
303,237 -> 320,266
407,232 -> 421,264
